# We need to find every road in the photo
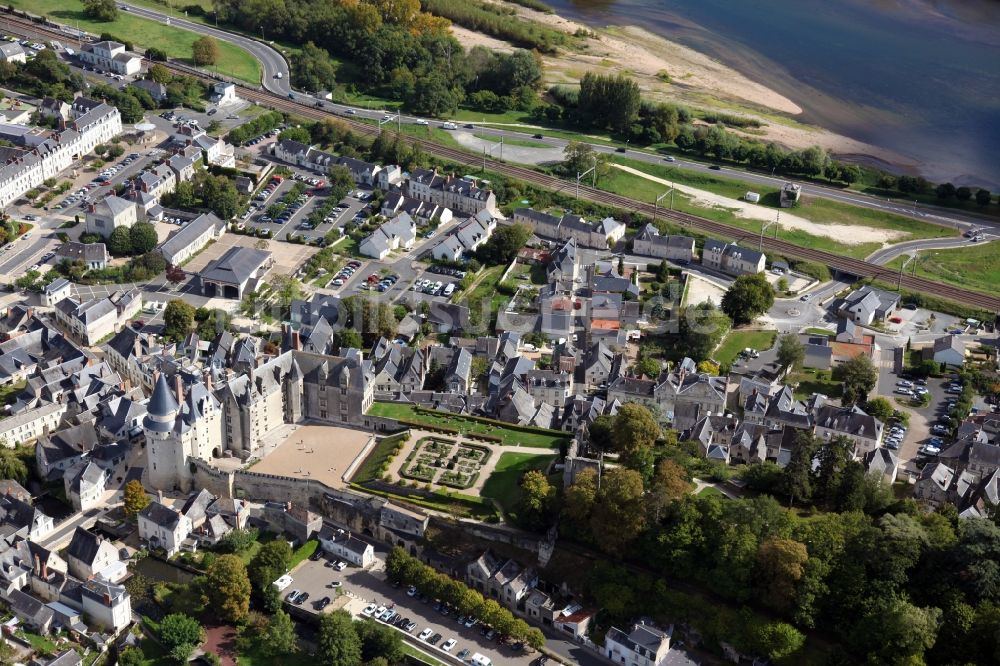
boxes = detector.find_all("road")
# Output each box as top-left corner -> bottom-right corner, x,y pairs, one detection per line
93,6 -> 996,235
865,233 -> 998,265
119,3 -> 289,93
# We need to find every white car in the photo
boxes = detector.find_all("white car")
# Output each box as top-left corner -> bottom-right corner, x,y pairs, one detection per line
442,639 -> 457,652
415,119 -> 429,126
418,628 -> 433,641
335,561 -> 347,571
362,604 -> 377,616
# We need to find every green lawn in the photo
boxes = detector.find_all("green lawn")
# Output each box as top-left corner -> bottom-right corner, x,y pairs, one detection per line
289,539 -> 319,570
803,327 -> 833,336
354,432 -> 406,483
400,642 -> 447,666
788,369 -> 843,400
696,486 -> 727,498
10,0 -> 261,83
884,241 -> 1000,296
714,329 -> 777,366
367,403 -> 569,449
481,452 -> 557,510
600,159 -> 957,259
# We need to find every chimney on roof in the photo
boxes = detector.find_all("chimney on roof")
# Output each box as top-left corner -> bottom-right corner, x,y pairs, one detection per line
203,369 -> 212,392
292,330 -> 301,351
33,553 -> 40,576
174,373 -> 183,405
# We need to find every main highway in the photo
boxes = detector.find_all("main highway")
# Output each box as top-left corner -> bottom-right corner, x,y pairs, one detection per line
6,9 -> 998,311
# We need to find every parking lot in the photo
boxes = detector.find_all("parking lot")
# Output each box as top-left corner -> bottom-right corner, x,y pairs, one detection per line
287,550 -> 541,666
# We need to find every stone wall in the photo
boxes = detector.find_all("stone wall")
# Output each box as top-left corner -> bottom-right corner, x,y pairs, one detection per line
191,458 -> 233,498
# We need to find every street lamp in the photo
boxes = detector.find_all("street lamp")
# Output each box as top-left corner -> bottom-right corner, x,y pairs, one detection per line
576,156 -> 597,200
897,254 -> 916,291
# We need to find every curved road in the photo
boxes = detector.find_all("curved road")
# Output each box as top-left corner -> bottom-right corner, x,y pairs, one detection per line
866,233 -> 998,264
120,4 -> 996,234
120,3 -> 290,93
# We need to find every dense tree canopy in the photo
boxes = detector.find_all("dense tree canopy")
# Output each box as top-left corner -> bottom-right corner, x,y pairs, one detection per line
721,273 -> 775,325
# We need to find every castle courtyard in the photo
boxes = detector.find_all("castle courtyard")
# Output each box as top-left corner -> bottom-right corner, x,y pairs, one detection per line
247,424 -> 375,489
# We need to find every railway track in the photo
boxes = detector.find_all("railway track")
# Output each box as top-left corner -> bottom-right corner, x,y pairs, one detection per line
7,11 -> 998,312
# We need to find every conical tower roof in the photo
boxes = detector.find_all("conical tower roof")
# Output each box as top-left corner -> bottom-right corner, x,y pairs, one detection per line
148,373 -> 179,417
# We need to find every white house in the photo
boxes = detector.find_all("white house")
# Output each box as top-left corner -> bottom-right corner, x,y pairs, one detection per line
66,527 -> 121,581
359,213 -> 416,259
86,194 -> 136,236
210,82 -> 237,104
138,501 -> 192,556
931,334 -> 967,367
42,278 -> 73,307
0,42 -> 26,64
318,526 -> 375,568
81,578 -> 131,632
64,461 -> 107,512
79,41 -> 142,76
605,622 -> 673,666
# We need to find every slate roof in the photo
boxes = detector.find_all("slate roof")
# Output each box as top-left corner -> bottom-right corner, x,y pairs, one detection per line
139,501 -> 183,529
159,212 -> 223,260
57,242 -> 108,264
147,373 -> 178,417
66,527 -> 105,565
199,246 -> 270,286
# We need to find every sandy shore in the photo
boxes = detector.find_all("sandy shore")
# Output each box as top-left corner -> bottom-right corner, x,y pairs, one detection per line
453,2 -> 909,166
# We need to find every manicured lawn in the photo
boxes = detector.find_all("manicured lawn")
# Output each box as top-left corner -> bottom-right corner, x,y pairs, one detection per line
9,0 -> 261,83
696,486 -> 727,498
351,481 -> 497,520
714,329 -> 777,367
481,452 -> 557,510
884,241 -> 1000,296
788,369 -> 843,400
289,539 -> 319,570
803,327 -> 834,336
367,403 -> 569,449
354,432 -> 406,483
400,642 -> 447,666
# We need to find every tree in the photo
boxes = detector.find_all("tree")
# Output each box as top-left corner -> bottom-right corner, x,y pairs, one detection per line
107,225 -> 133,256
591,468 -> 647,555
206,554 -> 251,623
780,430 -> 817,506
747,621 -> 806,662
130,222 -> 158,254
261,609 -> 297,657
721,273 -> 775,325
587,414 -> 614,451
292,41 -> 338,93
848,598 -> 941,664
272,274 -> 304,310
248,540 -> 292,588
316,610 -> 362,666
332,327 -> 363,350
355,619 -> 404,663
0,449 -> 28,486
83,0 -> 118,22
975,188 -> 992,207
562,468 -> 597,536
865,396 -> 894,422
163,300 -> 195,342
158,613 -> 204,664
118,647 -> 145,666
776,333 -> 804,372
634,356 -> 660,378
834,354 -> 878,405
149,64 -> 172,83
475,222 -> 532,266
327,165 -> 355,202
648,459 -> 690,522
612,404 -> 660,455
755,537 -> 809,612
519,470 -> 554,530
192,36 -> 220,67
123,480 -> 149,519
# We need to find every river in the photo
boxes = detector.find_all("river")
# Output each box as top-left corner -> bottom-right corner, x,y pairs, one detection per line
545,0 -> 1000,188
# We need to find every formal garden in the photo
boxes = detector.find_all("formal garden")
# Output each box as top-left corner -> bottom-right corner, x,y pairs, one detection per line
400,437 -> 491,489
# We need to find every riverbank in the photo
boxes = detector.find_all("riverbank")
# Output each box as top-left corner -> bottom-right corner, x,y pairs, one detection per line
450,1 -> 915,171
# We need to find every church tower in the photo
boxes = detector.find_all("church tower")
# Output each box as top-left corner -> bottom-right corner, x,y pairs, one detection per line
144,373 -> 183,492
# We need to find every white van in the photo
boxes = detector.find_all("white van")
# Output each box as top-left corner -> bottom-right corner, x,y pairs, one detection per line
272,574 -> 293,591
443,283 -> 455,297
441,122 -> 458,130
470,654 -> 492,666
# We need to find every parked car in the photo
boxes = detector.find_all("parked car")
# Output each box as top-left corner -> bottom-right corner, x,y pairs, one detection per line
418,628 -> 433,641
442,639 -> 457,652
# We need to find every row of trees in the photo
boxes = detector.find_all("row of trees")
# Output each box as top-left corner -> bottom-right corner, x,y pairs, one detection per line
385,547 -> 545,649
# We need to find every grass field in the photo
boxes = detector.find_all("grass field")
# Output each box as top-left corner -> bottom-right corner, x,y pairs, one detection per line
714,329 -> 777,366
788,369 -> 843,400
353,432 -> 406,483
696,486 -> 727,498
11,0 -> 261,83
600,159 -> 957,259
884,241 -> 1000,296
481,452 -> 557,510
804,327 -> 834,336
367,403 -> 569,449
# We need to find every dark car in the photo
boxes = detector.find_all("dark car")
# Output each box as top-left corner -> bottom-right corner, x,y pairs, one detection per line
316,596 -> 331,610
532,134 -> 544,139
464,123 -> 475,129
616,146 -> 627,152
293,592 -> 309,605
428,633 -> 442,645
709,164 -> 722,170
309,550 -> 323,562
